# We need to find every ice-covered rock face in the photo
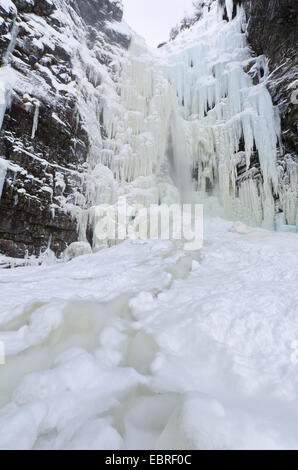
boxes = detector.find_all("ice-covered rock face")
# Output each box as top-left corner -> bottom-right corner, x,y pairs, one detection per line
0,0 -> 131,258
218,0 -> 298,207
75,0 -> 124,25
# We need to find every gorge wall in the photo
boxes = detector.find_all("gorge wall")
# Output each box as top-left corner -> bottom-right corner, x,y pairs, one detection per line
0,0 -> 130,258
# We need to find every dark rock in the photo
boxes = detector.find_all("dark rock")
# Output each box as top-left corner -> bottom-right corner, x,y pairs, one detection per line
33,0 -> 55,17
0,239 -> 27,258
14,0 -> 35,13
54,43 -> 71,62
74,0 -> 123,26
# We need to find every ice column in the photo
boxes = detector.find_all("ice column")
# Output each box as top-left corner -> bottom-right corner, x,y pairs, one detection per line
225,0 -> 234,21
0,158 -> 7,201
31,101 -> 40,139
0,78 -> 7,132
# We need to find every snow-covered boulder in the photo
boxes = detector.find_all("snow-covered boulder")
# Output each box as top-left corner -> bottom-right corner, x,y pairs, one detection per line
63,242 -> 92,261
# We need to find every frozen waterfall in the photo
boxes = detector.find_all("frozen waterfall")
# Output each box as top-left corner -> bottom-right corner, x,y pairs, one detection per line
66,0 -> 292,245
161,3 -> 281,228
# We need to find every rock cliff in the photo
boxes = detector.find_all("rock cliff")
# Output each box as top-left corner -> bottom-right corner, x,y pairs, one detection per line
0,0 -> 130,258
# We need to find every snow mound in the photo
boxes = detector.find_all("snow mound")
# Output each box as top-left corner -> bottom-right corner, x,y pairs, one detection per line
63,242 -> 92,261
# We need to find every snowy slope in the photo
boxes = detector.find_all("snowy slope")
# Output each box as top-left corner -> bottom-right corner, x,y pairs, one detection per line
0,217 -> 297,450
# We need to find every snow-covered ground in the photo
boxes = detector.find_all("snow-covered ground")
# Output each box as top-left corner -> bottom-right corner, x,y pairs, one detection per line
0,217 -> 297,450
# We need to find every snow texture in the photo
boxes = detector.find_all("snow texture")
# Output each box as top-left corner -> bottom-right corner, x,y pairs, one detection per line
0,0 -> 16,14
0,218 -> 298,450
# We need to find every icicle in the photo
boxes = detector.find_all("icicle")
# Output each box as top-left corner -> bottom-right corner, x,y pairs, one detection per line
278,158 -> 298,228
0,79 -> 7,131
31,101 -> 40,139
225,0 -> 234,21
0,158 -> 8,201
2,19 -> 19,66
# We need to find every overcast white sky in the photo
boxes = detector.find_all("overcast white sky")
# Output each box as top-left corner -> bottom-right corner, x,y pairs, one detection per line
122,0 -> 196,48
